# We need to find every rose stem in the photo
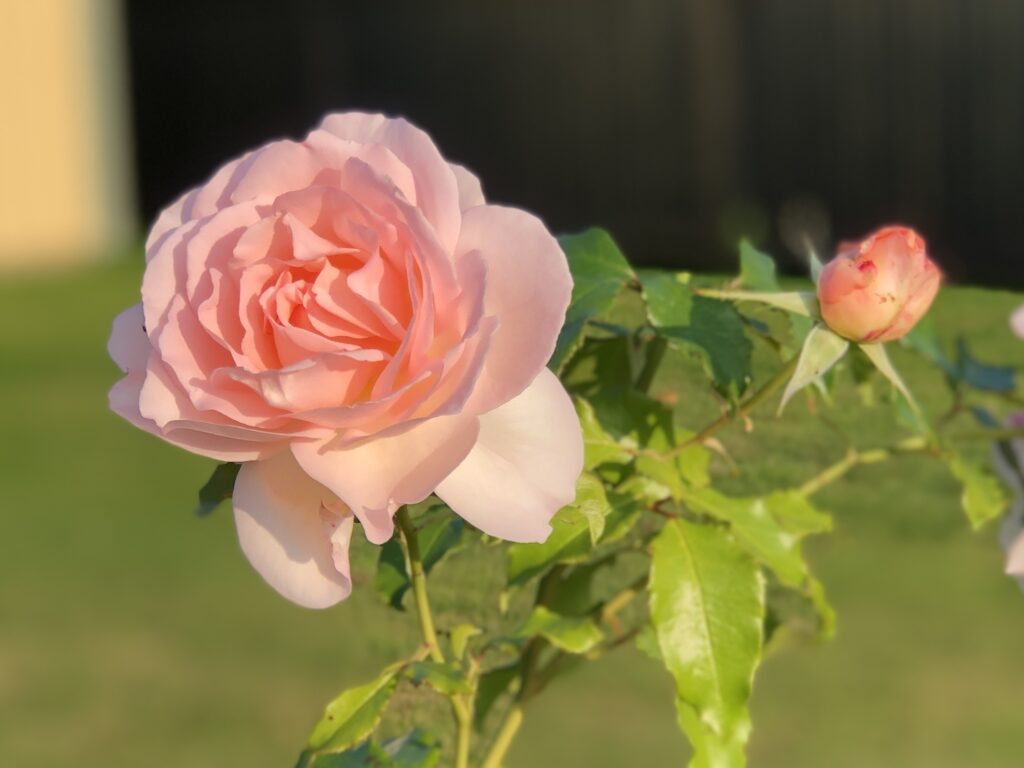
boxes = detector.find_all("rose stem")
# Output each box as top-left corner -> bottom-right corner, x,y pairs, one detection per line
396,507 -> 473,768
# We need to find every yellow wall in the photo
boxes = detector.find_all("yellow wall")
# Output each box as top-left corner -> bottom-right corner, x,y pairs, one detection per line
0,0 -> 135,268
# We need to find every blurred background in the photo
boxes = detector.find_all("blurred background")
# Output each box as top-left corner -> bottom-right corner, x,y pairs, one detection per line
5,0 -> 1024,286
2,2 -> 1024,767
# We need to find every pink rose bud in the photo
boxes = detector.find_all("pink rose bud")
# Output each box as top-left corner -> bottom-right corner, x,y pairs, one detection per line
817,226 -> 941,343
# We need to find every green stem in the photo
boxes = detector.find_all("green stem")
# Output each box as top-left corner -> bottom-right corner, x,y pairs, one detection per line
672,354 -> 801,455
396,508 -> 443,663
481,704 -> 524,768
798,437 -> 931,497
396,508 -> 473,768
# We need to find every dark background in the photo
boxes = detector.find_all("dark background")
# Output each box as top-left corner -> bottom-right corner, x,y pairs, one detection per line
126,1 -> 1024,288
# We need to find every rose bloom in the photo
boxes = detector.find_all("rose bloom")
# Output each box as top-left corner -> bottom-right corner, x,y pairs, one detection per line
817,226 -> 940,342
108,113 -> 583,608
993,413 -> 1024,591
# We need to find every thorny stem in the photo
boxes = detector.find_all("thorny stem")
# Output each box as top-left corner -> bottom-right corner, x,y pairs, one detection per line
797,437 -> 932,497
481,567 -> 563,767
396,508 -> 473,768
671,354 -> 801,455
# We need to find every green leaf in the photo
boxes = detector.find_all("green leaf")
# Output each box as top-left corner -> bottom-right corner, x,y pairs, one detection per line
955,337 -> 1017,393
196,462 -> 239,516
945,451 -> 1008,530
308,729 -> 441,768
683,488 -> 830,589
450,624 -> 481,661
738,240 -> 780,292
303,668 -> 399,758
545,562 -> 602,616
514,605 -> 604,654
902,315 -> 954,374
577,397 -> 633,470
699,289 -> 820,319
635,623 -> 663,662
779,325 -> 850,414
858,342 -> 922,417
640,270 -> 753,399
550,228 -> 635,371
404,661 -> 471,695
649,519 -> 765,768
375,513 -> 463,610
506,474 -> 611,585
473,664 -> 520,730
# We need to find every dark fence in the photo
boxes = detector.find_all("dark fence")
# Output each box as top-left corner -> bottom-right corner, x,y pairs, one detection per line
127,1 -> 1024,288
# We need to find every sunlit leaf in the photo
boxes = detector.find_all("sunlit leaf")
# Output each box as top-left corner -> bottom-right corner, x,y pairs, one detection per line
649,519 -> 765,767
945,450 -> 1008,530
683,488 -> 830,589
473,664 -> 520,731
301,667 -> 400,760
506,474 -> 611,585
577,397 -> 634,470
513,605 -> 604,655
858,342 -> 922,417
450,624 -> 481,661
307,729 -> 441,768
550,229 -> 635,371
404,661 -> 471,695
640,270 -> 753,399
738,239 -> 780,292
697,289 -> 819,319
779,325 -> 849,414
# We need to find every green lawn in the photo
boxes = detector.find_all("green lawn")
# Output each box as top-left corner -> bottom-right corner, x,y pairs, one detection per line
1,258 -> 1022,767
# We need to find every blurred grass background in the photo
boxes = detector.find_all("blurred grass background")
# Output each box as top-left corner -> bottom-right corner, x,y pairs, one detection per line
1,260 -> 1022,767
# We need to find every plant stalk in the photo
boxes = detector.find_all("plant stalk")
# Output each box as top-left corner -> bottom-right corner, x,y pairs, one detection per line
396,507 -> 473,768
673,353 -> 801,454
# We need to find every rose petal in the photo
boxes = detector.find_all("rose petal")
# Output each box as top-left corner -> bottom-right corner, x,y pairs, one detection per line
450,163 -> 485,210
233,451 -> 354,608
108,304 -> 149,372
435,368 -> 583,542
291,413 -> 480,544
454,205 -> 572,413
319,112 -> 463,253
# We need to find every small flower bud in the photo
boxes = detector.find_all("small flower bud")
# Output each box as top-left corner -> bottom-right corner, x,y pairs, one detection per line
817,226 -> 940,343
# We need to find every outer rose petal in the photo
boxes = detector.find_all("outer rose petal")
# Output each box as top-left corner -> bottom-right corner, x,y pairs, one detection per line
291,414 -> 480,544
108,304 -> 149,372
455,206 -> 572,414
233,451 -> 354,609
435,368 -> 583,543
450,163 -> 485,210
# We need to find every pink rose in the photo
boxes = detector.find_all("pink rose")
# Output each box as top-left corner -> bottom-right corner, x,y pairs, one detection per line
1011,304 -> 1024,340
108,113 -> 583,608
994,413 -> 1024,590
817,226 -> 940,342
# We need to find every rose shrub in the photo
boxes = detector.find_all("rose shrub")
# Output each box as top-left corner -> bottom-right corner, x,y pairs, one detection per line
108,113 -> 583,608
817,225 -> 940,342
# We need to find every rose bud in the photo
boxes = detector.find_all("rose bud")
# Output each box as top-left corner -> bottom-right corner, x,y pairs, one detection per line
817,226 -> 941,343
